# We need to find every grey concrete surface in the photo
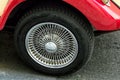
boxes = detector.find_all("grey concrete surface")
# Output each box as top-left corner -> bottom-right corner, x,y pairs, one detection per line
0,30 -> 120,80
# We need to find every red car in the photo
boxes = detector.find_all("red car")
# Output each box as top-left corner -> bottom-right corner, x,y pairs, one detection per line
0,0 -> 120,75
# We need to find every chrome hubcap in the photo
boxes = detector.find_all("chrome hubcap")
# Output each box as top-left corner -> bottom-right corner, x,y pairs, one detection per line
45,42 -> 57,53
25,22 -> 78,68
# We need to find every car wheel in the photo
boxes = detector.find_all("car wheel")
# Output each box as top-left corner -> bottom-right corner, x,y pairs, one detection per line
15,5 -> 94,75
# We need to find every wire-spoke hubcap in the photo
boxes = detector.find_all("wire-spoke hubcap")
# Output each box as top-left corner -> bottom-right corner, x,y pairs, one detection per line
25,22 -> 78,68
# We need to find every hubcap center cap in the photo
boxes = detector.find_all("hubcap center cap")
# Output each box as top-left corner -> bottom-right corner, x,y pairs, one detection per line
45,42 -> 57,53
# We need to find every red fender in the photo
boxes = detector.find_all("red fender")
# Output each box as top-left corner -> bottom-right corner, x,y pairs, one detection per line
0,0 -> 25,30
64,0 -> 120,31
0,0 -> 120,31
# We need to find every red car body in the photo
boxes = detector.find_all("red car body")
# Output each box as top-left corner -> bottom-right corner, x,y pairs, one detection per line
0,0 -> 120,31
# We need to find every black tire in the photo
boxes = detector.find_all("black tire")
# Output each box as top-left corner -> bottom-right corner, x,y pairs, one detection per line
14,5 -> 94,75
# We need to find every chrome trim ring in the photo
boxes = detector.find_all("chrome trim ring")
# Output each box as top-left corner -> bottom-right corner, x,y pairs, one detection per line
25,22 -> 78,68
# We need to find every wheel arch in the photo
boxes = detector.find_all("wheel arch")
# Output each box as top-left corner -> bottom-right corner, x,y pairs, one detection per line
6,0 -> 94,31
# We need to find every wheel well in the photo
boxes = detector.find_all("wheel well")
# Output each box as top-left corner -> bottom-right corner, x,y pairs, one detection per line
6,0 -> 93,30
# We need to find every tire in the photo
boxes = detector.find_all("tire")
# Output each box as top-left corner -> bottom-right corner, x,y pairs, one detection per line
14,5 -> 94,75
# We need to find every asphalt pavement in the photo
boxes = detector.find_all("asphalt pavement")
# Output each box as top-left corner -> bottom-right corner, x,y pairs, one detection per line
0,29 -> 120,80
